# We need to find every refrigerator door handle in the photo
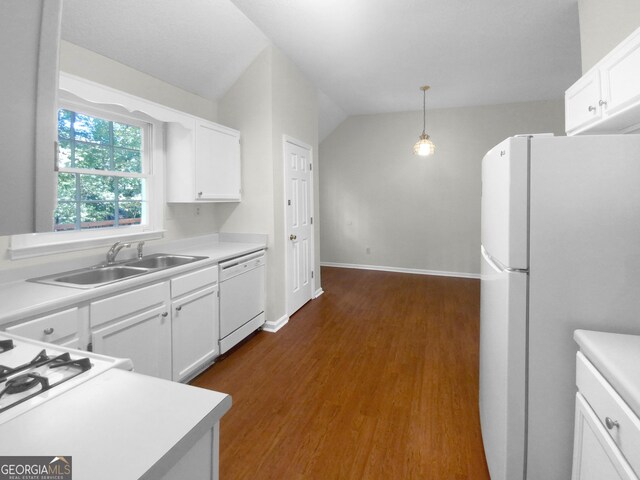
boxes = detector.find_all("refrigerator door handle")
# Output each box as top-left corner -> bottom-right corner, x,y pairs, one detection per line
481,245 -> 528,274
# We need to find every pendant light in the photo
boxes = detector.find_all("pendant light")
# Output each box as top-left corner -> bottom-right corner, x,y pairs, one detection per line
413,85 -> 435,156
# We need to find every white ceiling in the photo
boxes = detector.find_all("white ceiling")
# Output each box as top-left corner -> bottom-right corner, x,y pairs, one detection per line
61,0 -> 582,132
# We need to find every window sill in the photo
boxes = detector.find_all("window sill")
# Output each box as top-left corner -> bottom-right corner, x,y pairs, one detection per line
9,229 -> 165,260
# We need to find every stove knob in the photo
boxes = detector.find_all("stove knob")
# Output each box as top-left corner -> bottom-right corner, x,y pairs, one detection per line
43,327 -> 54,335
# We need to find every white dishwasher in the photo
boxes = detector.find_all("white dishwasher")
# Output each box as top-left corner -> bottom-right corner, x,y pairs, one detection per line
219,250 -> 266,354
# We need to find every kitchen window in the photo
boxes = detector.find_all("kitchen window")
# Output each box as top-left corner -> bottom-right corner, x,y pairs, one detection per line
9,76 -> 166,259
55,107 -> 149,231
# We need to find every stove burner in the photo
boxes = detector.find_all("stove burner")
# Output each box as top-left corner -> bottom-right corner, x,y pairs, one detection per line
3,373 -> 49,395
0,340 -> 14,353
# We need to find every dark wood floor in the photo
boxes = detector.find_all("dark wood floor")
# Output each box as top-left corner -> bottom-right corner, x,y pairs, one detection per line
192,267 -> 489,479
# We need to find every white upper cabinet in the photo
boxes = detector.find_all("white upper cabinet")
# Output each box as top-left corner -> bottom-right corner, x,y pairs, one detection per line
565,70 -> 603,134
566,27 -> 640,135
166,119 -> 241,203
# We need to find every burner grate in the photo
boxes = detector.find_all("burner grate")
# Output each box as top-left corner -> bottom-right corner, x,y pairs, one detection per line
0,349 -> 51,381
0,350 -> 93,414
0,339 -> 14,353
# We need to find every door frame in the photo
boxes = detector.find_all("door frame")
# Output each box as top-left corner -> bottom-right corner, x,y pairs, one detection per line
283,135 -> 316,316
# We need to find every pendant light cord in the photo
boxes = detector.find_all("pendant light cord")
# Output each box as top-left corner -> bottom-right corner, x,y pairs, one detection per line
422,88 -> 426,135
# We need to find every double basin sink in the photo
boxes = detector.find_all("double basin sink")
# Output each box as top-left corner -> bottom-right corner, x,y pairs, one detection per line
30,254 -> 208,289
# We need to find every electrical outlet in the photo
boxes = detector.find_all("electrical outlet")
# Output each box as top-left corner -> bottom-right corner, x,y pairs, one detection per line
195,206 -> 201,216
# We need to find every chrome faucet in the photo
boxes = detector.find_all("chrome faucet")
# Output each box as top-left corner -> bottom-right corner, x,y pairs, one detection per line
137,241 -> 145,259
106,241 -> 131,264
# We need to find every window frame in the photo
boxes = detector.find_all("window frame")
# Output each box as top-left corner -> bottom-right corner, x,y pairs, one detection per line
55,100 -> 151,232
10,93 -> 165,260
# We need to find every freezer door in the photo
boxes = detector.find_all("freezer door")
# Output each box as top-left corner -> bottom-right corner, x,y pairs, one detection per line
479,246 -> 528,480
481,137 -> 529,269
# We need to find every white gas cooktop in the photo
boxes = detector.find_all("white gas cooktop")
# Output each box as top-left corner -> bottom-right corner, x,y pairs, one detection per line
0,332 -> 132,424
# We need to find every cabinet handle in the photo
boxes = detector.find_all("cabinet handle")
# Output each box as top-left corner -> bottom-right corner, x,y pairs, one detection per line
198,191 -> 203,197
161,312 -> 168,317
290,234 -> 297,240
605,417 -> 619,430
599,100 -> 608,107
43,327 -> 54,335
588,105 -> 596,112
176,306 -> 182,312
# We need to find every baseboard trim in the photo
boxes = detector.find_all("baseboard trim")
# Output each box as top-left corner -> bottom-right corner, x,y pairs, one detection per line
262,314 -> 289,333
314,288 -> 324,298
320,262 -> 480,279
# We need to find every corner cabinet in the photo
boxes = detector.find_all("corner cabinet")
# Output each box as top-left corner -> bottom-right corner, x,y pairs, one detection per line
166,119 -> 241,203
566,26 -> 640,135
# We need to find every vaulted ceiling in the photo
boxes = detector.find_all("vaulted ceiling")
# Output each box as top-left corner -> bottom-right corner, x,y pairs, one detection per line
61,0 -> 581,138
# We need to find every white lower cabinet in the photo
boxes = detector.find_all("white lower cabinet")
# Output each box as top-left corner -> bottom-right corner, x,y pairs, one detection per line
170,265 -> 219,382
572,352 -> 640,480
161,425 -> 220,480
572,393 -> 636,480
90,282 -> 172,380
7,263 -> 224,382
5,306 -> 84,348
171,284 -> 219,382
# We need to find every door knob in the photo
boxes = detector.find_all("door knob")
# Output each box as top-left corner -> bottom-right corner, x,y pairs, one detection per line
289,234 -> 297,240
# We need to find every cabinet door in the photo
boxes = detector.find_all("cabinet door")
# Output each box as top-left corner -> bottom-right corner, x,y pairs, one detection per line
600,31 -> 640,118
572,394 -> 638,480
92,304 -> 172,380
195,121 -> 241,202
565,70 -> 603,134
172,285 -> 219,382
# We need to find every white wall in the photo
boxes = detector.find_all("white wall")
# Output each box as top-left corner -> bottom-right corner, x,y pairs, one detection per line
217,45 -> 320,324
578,0 -> 640,73
270,46 -> 321,302
319,100 -> 565,276
217,48 -> 278,320
0,1 -> 60,235
59,41 -> 217,120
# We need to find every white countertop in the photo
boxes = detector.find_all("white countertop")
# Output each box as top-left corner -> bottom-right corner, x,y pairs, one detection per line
0,368 -> 231,480
0,235 -> 266,327
574,329 -> 640,418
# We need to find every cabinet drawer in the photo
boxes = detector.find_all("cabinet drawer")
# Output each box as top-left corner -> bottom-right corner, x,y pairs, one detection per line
6,307 -> 79,344
576,352 -> 640,476
91,282 -> 169,327
172,265 -> 218,298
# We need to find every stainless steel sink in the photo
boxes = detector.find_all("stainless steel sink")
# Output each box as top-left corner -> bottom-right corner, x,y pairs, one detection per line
54,266 -> 149,285
125,254 -> 205,269
29,253 -> 208,289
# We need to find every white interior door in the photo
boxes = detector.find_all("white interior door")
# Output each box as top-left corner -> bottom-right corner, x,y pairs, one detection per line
285,138 -> 313,316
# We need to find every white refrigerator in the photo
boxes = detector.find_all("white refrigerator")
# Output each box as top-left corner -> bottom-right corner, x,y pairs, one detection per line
479,134 -> 640,480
